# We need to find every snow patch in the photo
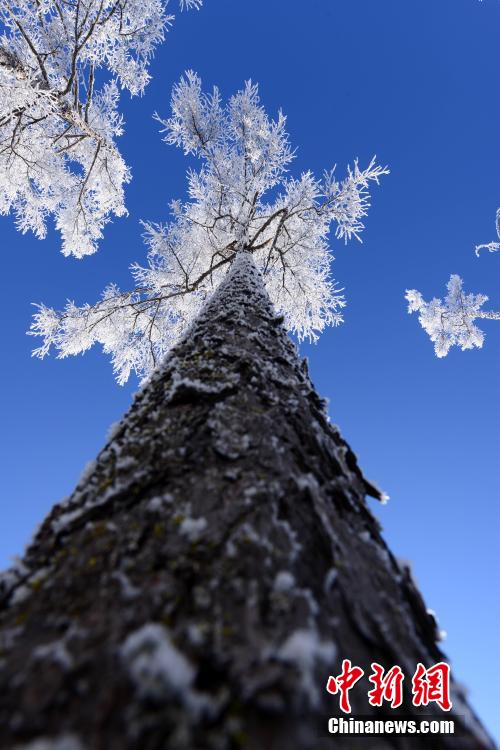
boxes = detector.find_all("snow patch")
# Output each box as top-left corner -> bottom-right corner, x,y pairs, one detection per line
116,455 -> 137,471
0,626 -> 23,651
270,505 -> 302,561
106,421 -> 122,441
14,736 -> 85,750
0,557 -> 28,596
166,372 -> 239,403
147,494 -> 174,512
225,538 -> 237,558
51,508 -> 85,535
10,584 -> 31,606
121,622 -> 207,714
236,522 -> 273,552
112,571 -> 140,601
276,629 -> 336,706
273,571 -> 295,593
77,460 -> 97,487
324,568 -> 338,593
186,623 -> 206,646
179,517 -> 207,542
32,640 -> 73,671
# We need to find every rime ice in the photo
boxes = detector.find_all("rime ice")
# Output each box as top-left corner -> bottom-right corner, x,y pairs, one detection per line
406,274 -> 500,357
0,1 -> 201,256
31,72 -> 388,383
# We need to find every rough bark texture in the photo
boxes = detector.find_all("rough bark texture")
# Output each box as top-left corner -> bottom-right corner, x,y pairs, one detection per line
0,253 -> 495,750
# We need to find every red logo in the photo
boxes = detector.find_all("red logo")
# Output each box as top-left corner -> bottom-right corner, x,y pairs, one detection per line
326,661 -> 452,713
411,662 -> 452,711
326,659 -> 365,714
368,663 -> 405,709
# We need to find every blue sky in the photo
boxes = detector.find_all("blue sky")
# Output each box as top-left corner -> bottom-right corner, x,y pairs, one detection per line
1,0 -> 499,742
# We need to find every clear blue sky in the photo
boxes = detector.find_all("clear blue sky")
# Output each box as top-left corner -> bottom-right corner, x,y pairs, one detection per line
1,0 -> 499,742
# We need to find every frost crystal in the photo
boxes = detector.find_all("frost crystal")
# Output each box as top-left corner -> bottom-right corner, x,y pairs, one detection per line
406,274 -> 500,357
0,0 -> 202,256
31,72 -> 388,383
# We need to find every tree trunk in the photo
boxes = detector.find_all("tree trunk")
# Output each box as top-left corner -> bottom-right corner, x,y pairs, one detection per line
0,252 -> 494,750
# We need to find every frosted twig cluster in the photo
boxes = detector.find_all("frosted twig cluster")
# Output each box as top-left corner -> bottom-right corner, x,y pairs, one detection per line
418,1 -> 500,358
475,208 -> 500,256
406,274 -> 500,357
31,72 -> 388,383
0,0 -> 202,257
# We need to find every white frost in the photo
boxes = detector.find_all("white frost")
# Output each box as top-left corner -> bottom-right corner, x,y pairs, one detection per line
51,508 -> 85,535
273,571 -> 295,593
76,460 -> 97,488
32,640 -> 73,671
323,568 -> 338,593
112,571 -> 140,601
10,584 -> 31,606
406,274 -> 500,357
147,494 -> 174,512
0,1 -> 202,257
31,73 -> 387,384
121,623 -> 195,702
179,517 -> 208,542
14,736 -> 84,750
106,422 -> 122,442
277,629 -> 336,706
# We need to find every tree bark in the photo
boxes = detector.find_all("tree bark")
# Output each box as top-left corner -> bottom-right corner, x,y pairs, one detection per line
0,252 -> 495,750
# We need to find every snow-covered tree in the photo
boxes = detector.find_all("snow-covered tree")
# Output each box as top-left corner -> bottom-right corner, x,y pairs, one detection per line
406,274 -> 500,357
2,65 -> 494,750
1,252 -> 494,750
0,0 -> 202,257
30,71 -> 388,382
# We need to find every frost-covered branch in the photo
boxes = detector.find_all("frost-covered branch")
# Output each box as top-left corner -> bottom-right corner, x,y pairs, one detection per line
0,0 -> 202,257
475,208 -> 500,256
31,72 -> 388,383
405,274 -> 500,357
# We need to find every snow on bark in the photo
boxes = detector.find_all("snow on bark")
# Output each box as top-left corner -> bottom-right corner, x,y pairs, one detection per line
13,737 -> 84,750
120,622 -> 212,716
0,252 -> 494,749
